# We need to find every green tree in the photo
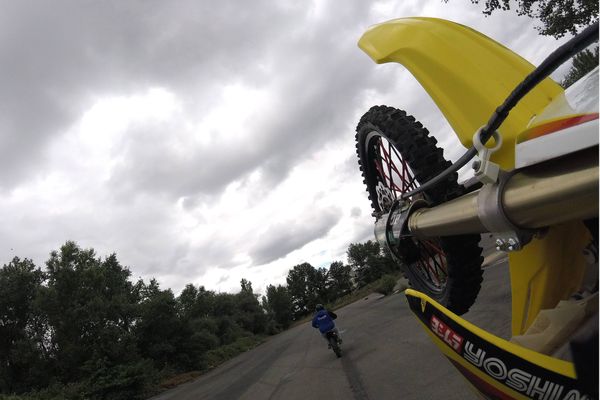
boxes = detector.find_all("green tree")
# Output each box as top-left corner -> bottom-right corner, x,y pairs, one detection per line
561,46 -> 599,87
135,281 -> 206,371
194,286 -> 215,318
234,279 -> 267,335
212,292 -> 237,316
347,241 -> 384,287
314,267 -> 330,304
39,242 -> 156,397
375,246 -> 403,276
240,278 -> 253,294
176,284 -> 214,320
286,263 -> 326,318
178,283 -> 199,317
327,261 -> 353,299
445,0 -> 598,38
42,242 -> 142,383
0,257 -> 47,393
262,284 -> 293,329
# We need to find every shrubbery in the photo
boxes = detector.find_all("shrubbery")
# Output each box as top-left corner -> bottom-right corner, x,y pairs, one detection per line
375,274 -> 398,296
0,243 -> 271,399
1,239 -> 402,399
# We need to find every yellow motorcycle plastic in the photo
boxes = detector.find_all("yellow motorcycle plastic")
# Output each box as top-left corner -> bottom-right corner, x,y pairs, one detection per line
358,17 -> 590,338
358,17 -> 562,169
405,289 -> 591,399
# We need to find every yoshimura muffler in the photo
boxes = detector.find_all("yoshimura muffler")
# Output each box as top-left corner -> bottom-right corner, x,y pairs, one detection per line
375,148 -> 598,245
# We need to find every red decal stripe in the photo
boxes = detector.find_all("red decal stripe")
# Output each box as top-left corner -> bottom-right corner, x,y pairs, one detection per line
449,359 -> 515,400
518,113 -> 599,143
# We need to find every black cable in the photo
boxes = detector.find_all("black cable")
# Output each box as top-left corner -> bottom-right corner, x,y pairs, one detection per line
401,21 -> 599,199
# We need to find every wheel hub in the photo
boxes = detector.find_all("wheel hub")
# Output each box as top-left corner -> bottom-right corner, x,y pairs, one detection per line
376,181 -> 394,211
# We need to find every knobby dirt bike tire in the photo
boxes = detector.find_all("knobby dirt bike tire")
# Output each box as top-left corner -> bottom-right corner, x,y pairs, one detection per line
355,105 -> 483,315
329,337 -> 342,358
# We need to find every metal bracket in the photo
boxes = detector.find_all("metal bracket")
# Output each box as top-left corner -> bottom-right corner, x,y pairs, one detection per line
385,198 -> 430,262
472,128 -> 502,185
374,198 -> 429,256
477,171 -> 533,251
472,128 -> 535,251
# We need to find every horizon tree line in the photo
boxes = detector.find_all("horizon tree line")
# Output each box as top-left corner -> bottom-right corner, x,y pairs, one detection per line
0,239 -> 400,399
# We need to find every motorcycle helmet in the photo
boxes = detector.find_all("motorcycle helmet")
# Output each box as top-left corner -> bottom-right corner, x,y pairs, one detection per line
315,304 -> 324,311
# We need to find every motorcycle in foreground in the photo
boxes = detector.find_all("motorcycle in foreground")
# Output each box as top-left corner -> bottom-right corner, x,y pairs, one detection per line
355,17 -> 598,399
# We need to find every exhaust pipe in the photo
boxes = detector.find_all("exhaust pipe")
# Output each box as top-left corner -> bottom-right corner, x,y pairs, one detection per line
407,148 -> 598,238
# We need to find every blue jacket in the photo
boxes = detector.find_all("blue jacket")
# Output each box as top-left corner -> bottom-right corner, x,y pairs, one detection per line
312,309 -> 336,333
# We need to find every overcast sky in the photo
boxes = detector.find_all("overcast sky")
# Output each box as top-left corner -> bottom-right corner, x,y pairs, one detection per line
0,0 -> 574,295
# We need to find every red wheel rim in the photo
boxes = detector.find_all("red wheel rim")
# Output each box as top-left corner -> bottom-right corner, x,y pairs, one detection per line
373,137 -> 419,197
372,136 -> 448,290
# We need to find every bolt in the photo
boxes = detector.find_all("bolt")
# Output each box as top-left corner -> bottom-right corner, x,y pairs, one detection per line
495,238 -> 503,246
472,160 -> 481,170
508,245 -> 514,251
495,246 -> 501,251
507,238 -> 517,246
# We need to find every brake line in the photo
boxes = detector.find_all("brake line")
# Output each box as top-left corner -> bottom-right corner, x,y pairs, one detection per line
401,21 -> 599,200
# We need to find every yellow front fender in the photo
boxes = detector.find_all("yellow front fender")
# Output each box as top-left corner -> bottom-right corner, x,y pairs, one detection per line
358,17 -> 563,169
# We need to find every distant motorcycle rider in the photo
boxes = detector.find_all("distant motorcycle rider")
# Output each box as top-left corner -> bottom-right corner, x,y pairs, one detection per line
312,304 -> 342,347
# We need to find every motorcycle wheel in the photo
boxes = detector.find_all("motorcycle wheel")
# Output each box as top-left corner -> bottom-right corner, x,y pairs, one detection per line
355,105 -> 483,315
329,337 -> 342,358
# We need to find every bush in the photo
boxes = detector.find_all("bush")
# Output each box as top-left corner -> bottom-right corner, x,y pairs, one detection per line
82,358 -> 157,400
375,275 -> 397,296
8,382 -> 87,400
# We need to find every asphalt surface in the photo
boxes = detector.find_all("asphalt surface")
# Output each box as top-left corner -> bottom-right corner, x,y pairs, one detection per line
150,251 -> 511,400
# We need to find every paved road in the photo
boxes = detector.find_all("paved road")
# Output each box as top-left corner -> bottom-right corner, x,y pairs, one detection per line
151,256 -> 511,400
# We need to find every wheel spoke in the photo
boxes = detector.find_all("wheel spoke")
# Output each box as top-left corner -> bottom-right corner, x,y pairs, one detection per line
422,240 -> 448,274
417,241 -> 441,285
375,143 -> 402,194
415,255 -> 434,283
387,141 -> 394,192
413,240 -> 449,289
423,243 -> 445,275
389,144 -> 405,192
405,174 -> 419,191
374,158 -> 402,193
377,138 -> 418,195
418,240 -> 448,286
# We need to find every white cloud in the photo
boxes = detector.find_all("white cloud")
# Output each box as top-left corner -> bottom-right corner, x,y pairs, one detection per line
0,0 -> 578,295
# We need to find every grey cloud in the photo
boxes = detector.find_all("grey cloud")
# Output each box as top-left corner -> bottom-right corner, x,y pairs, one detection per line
99,3 -> 379,201
217,274 -> 229,285
351,223 -> 376,246
108,123 -> 264,201
0,1 -> 567,196
249,208 -> 343,266
0,0 -> 304,190
0,188 -> 190,276
320,222 -> 375,265
1,0 -> 569,296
